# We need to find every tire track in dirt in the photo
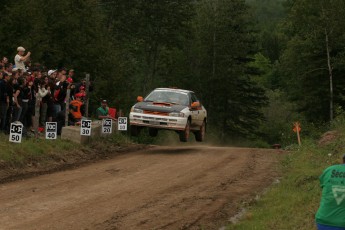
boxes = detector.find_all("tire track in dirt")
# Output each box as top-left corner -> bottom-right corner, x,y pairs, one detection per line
0,146 -> 283,230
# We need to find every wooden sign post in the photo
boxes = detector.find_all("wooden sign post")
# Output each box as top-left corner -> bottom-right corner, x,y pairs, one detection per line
293,122 -> 302,146
34,93 -> 41,138
65,88 -> 71,127
85,74 -> 90,117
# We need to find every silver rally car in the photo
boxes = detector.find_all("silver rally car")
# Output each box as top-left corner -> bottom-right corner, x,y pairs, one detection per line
129,88 -> 207,142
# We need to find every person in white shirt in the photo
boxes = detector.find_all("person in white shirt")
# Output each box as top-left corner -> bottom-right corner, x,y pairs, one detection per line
14,46 -> 31,72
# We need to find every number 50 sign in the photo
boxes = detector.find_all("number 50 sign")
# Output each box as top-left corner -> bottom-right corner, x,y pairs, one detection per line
9,123 -> 23,143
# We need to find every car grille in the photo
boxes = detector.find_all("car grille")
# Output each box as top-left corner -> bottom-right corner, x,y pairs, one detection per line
143,110 -> 169,116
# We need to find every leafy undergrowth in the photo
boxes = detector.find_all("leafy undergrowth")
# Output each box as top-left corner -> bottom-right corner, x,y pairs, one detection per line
227,132 -> 345,229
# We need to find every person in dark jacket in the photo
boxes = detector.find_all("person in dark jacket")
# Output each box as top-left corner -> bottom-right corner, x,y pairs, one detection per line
53,72 -> 69,118
0,73 -> 10,131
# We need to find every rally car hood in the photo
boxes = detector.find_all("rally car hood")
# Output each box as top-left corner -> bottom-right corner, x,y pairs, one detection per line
134,102 -> 188,113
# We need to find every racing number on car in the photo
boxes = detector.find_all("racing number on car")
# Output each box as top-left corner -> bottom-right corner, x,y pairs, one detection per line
45,122 -> 57,140
118,117 -> 127,131
9,123 -> 23,143
102,119 -> 113,134
81,120 -> 92,136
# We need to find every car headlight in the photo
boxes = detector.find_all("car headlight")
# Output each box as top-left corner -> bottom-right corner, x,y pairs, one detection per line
131,107 -> 143,113
169,112 -> 184,117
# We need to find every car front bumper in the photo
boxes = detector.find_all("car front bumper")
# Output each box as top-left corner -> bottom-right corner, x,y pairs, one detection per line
129,112 -> 187,131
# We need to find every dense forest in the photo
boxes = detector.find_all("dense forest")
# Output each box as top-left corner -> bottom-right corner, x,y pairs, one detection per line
1,0 -> 344,146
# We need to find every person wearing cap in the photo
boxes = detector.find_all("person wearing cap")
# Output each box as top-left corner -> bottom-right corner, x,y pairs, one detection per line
14,46 -> 31,72
315,154 -> 345,230
48,70 -> 57,80
96,100 -> 115,120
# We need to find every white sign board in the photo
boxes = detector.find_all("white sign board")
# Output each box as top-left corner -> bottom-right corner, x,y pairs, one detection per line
45,122 -> 57,140
118,117 -> 128,131
81,120 -> 92,136
9,123 -> 23,143
102,119 -> 113,134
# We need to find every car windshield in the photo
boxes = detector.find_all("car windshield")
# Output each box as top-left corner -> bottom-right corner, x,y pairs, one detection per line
145,90 -> 190,106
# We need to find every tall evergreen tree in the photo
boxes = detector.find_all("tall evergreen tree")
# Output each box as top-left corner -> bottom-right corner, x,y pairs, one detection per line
191,0 -> 267,140
280,0 -> 345,122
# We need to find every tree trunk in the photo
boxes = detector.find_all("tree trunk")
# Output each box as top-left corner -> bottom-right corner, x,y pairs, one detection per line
325,29 -> 333,121
212,0 -> 217,80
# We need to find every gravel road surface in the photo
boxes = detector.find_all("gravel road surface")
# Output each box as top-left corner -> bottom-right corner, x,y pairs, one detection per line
0,146 -> 282,230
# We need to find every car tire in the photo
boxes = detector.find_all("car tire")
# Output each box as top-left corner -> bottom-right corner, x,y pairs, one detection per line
148,128 -> 158,137
179,120 -> 191,142
195,121 -> 206,142
130,125 -> 140,136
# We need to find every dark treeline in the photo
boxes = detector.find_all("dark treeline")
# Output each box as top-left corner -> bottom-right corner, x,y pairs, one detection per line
1,0 -> 344,146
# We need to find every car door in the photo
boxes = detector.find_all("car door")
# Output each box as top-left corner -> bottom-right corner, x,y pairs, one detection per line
190,93 -> 202,127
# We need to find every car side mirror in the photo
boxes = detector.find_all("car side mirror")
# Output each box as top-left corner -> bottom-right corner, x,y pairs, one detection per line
191,101 -> 200,109
137,96 -> 143,102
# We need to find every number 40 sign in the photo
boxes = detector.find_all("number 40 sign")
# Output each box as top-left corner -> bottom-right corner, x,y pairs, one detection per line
46,122 -> 57,140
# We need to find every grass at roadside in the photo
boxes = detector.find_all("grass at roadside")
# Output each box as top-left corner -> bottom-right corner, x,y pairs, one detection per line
0,132 -> 134,168
227,133 -> 345,230
0,133 -> 80,166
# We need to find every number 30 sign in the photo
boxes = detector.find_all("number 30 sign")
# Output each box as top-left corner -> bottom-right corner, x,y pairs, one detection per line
81,120 -> 92,136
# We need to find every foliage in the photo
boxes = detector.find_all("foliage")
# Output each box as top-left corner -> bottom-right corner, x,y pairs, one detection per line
279,0 -> 345,122
228,130 -> 345,229
2,0 -> 343,145
0,0 -> 271,144
247,0 -> 287,61
188,0 -> 268,140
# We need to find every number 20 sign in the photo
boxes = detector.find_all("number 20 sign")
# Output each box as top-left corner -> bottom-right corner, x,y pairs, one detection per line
102,119 -> 112,134
9,123 -> 23,143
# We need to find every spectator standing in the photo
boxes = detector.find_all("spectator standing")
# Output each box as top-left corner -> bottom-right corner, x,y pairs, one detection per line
14,47 -> 31,72
18,77 -> 28,125
48,70 -> 57,81
0,73 -> 10,132
38,77 -> 50,126
67,69 -> 74,83
2,57 -> 8,65
11,77 -> 22,122
96,100 -> 115,120
53,71 -> 68,117
20,78 -> 30,126
26,79 -> 36,131
12,69 -> 19,80
4,63 -> 13,75
6,78 -> 15,124
315,154 -> 345,230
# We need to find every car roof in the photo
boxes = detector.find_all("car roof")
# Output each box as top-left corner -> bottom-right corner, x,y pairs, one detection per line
154,88 -> 194,94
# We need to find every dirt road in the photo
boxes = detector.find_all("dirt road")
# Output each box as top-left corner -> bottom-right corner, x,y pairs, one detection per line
0,146 -> 282,230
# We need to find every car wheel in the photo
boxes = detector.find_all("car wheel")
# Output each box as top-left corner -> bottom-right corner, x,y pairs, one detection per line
148,128 -> 158,137
195,121 -> 206,142
179,120 -> 191,142
130,125 -> 140,136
